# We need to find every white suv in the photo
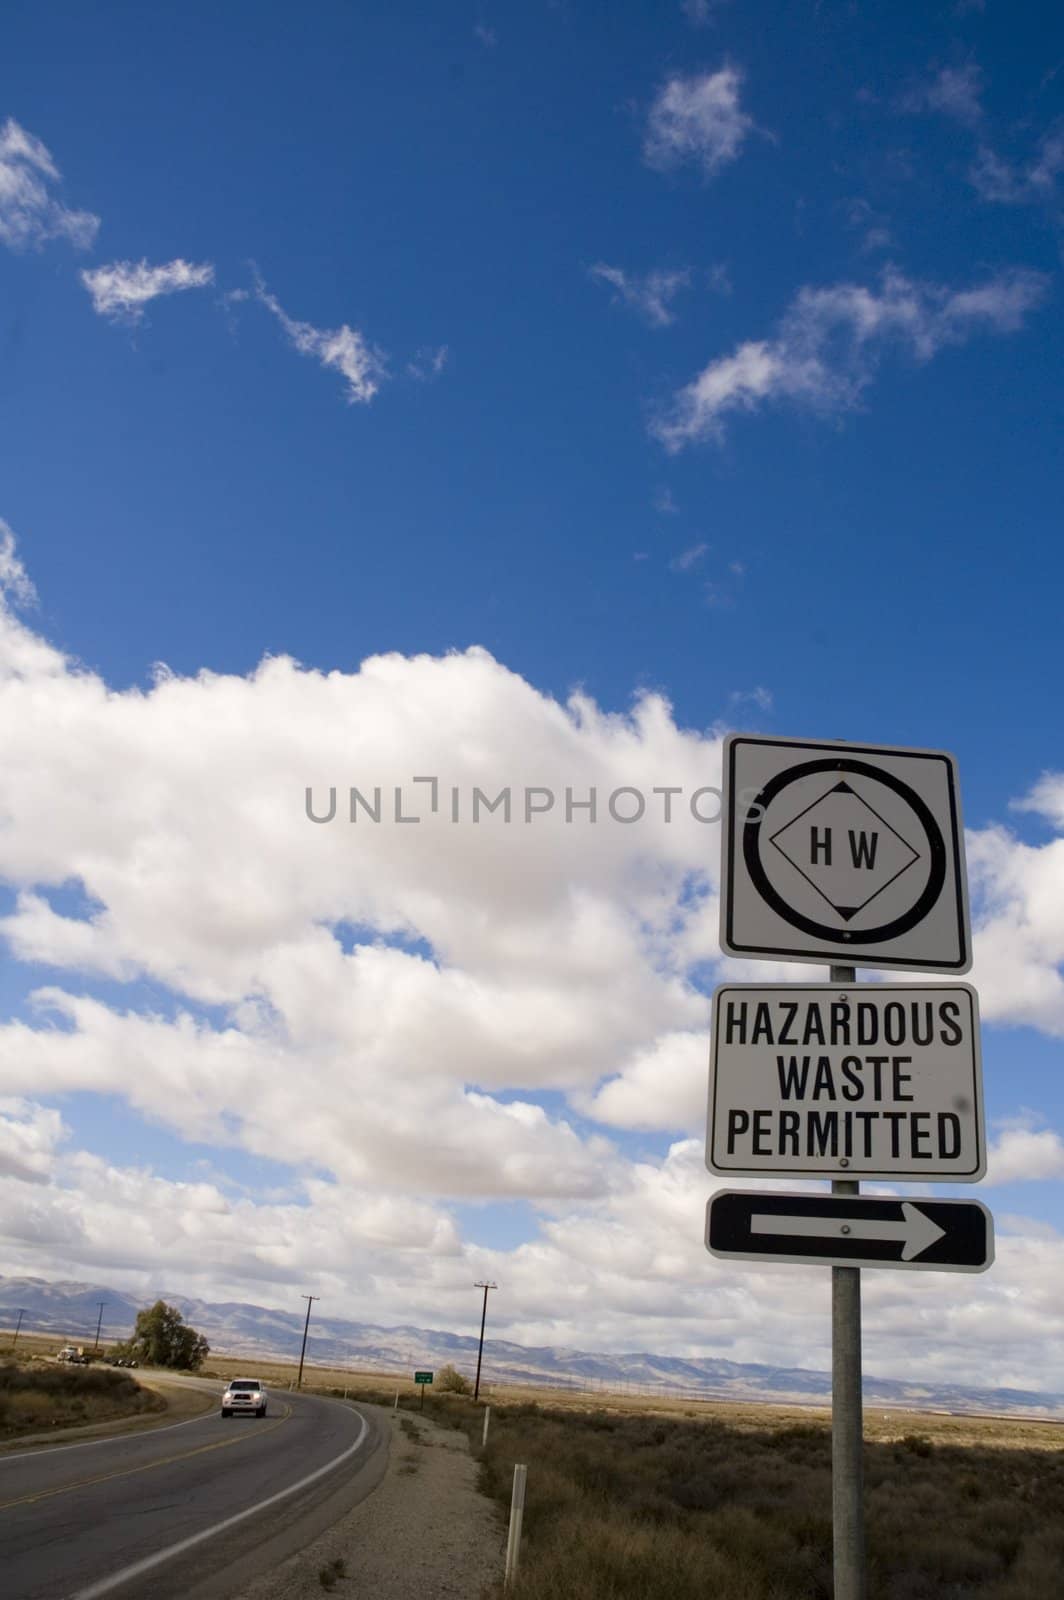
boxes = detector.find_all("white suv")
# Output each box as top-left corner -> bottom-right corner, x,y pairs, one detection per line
221,1378 -> 268,1418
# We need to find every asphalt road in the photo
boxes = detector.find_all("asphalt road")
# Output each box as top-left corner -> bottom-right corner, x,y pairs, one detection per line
0,1382 -> 389,1600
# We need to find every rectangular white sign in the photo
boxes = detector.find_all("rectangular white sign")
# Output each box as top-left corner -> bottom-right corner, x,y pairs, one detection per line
707,984 -> 985,1181
719,733 -> 971,972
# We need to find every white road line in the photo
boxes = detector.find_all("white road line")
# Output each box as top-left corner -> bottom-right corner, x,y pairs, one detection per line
0,1404 -> 217,1467
68,1409 -> 370,1600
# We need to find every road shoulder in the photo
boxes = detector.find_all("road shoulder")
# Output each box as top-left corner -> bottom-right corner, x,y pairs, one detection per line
235,1403 -> 504,1600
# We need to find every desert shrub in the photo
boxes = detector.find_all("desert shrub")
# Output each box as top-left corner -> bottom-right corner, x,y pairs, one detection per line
451,1398 -> 1064,1600
0,1361 -> 160,1438
436,1363 -> 472,1395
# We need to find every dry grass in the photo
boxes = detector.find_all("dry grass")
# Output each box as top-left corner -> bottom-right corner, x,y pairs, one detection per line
477,1403 -> 1064,1600
0,1360 -> 164,1438
310,1385 -> 1063,1600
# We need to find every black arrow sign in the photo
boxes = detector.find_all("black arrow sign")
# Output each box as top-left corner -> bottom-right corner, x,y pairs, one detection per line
706,1191 -> 993,1273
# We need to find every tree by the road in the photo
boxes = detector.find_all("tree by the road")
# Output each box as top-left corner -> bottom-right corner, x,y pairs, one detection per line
436,1363 -> 471,1394
122,1301 -> 210,1370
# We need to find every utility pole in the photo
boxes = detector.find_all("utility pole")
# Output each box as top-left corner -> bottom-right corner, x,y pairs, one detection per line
11,1309 -> 25,1350
94,1301 -> 107,1352
830,964 -> 865,1600
297,1295 -> 319,1389
473,1281 -> 497,1402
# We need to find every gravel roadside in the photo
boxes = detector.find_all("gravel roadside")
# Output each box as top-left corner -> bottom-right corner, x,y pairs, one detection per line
236,1402 -> 505,1600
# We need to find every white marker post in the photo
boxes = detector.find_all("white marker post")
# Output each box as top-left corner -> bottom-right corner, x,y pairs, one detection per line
504,1463 -> 527,1586
482,1405 -> 491,1448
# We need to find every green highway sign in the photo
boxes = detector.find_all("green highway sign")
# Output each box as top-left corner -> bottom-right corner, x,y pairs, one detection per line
414,1370 -> 433,1384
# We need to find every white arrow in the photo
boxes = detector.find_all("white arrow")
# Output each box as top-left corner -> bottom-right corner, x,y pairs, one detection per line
750,1201 -> 947,1261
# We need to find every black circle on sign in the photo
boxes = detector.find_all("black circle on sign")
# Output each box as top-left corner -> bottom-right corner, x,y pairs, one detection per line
742,758 -> 947,944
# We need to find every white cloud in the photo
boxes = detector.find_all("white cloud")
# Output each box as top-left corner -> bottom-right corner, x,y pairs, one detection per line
6,1123 -> 1064,1391
680,0 -> 731,28
844,197 -> 894,254
653,265 -> 1049,448
0,524 -> 720,1209
0,1099 -> 66,1184
589,263 -> 691,328
970,131 -> 1064,205
730,686 -> 773,712
1,531 -> 1064,1384
0,118 -> 99,252
407,345 -> 449,381
0,521 -> 37,608
668,541 -> 709,572
985,1124 -> 1064,1186
644,68 -> 754,179
1012,772 -> 1064,830
81,258 -> 215,324
578,1033 -> 708,1131
966,784 -> 1064,1035
254,275 -> 386,404
900,64 -> 984,127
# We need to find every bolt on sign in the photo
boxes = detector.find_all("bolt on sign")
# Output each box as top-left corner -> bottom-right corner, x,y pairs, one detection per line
719,734 -> 971,971
707,984 -> 985,1181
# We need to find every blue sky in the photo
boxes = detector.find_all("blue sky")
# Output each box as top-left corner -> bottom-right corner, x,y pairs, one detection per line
1,1 -> 1063,1386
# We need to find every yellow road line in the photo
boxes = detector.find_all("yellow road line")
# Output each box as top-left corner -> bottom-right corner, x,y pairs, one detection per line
0,1402 -> 292,1513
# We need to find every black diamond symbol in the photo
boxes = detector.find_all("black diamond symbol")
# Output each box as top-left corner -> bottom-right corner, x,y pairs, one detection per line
768,781 -> 922,922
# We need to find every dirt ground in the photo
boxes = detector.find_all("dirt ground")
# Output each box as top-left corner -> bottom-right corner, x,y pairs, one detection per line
236,1401 -> 505,1600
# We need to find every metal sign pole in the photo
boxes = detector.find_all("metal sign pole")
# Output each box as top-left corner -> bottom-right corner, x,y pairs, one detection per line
830,963 -> 865,1600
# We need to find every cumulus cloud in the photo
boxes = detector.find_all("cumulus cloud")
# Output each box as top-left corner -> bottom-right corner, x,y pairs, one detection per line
652,265 -> 1049,448
81,258 -> 215,323
0,1099 -> 66,1184
967,775 -> 1064,1035
5,1123 -> 1064,1389
0,523 -> 722,1215
254,275 -> 387,404
644,68 -> 753,179
0,117 -> 99,251
589,264 -> 692,327
985,1124 -> 1064,1185
0,521 -> 37,608
1,528 -> 1064,1380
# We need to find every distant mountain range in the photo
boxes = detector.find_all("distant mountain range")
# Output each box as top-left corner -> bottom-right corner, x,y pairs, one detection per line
3,1273 -> 1062,1419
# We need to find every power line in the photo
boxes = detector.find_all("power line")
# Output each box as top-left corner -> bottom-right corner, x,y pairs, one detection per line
473,1281 -> 497,1402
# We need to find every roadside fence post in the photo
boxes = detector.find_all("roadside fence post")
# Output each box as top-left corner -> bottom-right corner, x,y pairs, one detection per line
504,1463 -> 527,1586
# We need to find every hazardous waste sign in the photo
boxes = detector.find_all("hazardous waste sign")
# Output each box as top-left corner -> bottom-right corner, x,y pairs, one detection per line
707,984 -> 985,1181
719,734 -> 971,971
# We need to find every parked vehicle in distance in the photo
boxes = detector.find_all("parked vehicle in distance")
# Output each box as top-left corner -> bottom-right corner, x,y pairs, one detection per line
221,1378 -> 268,1417
57,1346 -> 90,1364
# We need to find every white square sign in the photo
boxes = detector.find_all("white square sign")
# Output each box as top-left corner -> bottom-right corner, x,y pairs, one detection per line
720,734 -> 971,972
707,983 -> 986,1181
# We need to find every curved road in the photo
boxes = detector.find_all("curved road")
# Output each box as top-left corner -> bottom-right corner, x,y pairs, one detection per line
0,1383 -> 389,1600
